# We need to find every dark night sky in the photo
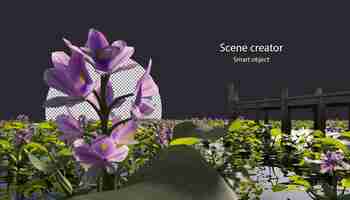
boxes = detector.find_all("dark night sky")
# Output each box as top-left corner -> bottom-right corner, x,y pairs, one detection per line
0,1 -> 349,121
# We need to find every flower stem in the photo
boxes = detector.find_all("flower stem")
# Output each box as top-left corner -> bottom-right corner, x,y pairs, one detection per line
102,169 -> 115,191
100,74 -> 110,135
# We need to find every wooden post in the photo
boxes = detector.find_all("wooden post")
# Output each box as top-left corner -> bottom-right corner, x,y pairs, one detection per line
225,82 -> 234,114
264,109 -> 269,124
313,88 -> 326,131
281,88 -> 291,134
255,103 -> 260,123
226,81 -> 240,120
348,105 -> 350,131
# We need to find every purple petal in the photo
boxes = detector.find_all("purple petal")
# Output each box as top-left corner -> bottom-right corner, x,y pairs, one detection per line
139,100 -> 155,115
67,50 -> 94,96
131,99 -> 155,119
44,68 -> 76,96
51,51 -> 69,70
63,38 -> 95,64
56,114 -> 81,133
86,29 -> 109,51
107,145 -> 129,162
56,114 -> 83,143
91,137 -> 117,159
74,145 -> 102,166
109,41 -> 134,73
111,59 -> 138,74
134,59 -> 159,100
320,163 -> 332,173
111,120 -> 138,145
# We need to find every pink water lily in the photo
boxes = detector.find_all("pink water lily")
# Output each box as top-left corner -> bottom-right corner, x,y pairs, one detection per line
44,50 -> 95,97
73,136 -> 129,170
131,59 -> 159,119
64,29 -> 136,74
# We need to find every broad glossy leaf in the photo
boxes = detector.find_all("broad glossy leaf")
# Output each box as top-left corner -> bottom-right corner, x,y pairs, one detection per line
26,152 -> 50,173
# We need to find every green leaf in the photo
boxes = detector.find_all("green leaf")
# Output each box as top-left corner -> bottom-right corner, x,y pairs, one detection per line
57,148 -> 72,157
288,175 -> 311,189
341,178 -> 350,188
25,142 -> 48,153
339,131 -> 350,140
313,130 -> 325,138
286,184 -> 304,191
56,169 -> 73,195
316,137 -> 348,153
26,152 -> 50,173
37,121 -> 56,130
170,137 -> 200,146
228,119 -> 241,132
271,184 -> 287,192
3,121 -> 27,130
271,128 -> 282,137
0,139 -> 11,150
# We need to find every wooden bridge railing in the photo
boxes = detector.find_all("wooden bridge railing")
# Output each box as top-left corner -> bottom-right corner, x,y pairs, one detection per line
226,81 -> 350,134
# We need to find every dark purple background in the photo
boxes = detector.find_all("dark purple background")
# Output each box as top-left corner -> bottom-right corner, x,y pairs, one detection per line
0,1 -> 349,121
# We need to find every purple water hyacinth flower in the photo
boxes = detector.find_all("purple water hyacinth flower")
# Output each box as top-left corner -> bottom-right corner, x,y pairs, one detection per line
156,124 -> 173,146
320,150 -> 344,173
64,29 -> 136,74
44,50 -> 95,97
56,114 -> 84,144
111,117 -> 138,146
16,114 -> 30,122
131,59 -> 159,119
73,136 -> 129,170
14,129 -> 33,146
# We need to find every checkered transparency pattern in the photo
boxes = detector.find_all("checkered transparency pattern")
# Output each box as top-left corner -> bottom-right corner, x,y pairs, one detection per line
45,60 -> 162,121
